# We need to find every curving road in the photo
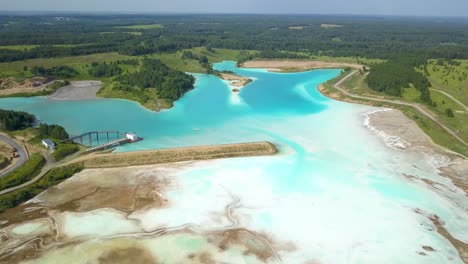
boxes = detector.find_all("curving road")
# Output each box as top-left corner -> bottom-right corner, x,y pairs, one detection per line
0,134 -> 27,178
332,71 -> 468,149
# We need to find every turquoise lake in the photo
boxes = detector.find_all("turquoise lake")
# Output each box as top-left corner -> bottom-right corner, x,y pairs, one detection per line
1,61 -> 467,263
0,61 -> 338,151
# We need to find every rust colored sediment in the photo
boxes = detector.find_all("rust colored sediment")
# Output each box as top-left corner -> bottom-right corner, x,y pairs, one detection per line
429,216 -> 468,263
77,142 -> 278,169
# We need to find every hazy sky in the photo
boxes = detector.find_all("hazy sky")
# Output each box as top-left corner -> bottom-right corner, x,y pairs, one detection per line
1,0 -> 468,17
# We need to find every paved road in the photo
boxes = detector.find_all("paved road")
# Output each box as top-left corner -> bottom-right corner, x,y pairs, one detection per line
0,134 -> 27,178
430,88 -> 468,112
333,71 -> 467,148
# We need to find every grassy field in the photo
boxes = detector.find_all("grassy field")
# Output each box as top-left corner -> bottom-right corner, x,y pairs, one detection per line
0,44 -> 95,51
311,55 -> 384,65
0,52 -> 134,79
116,24 -> 163,29
0,45 -> 40,51
425,59 -> 468,105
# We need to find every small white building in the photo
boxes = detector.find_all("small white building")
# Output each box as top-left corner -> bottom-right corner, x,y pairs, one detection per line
125,133 -> 139,141
42,139 -> 56,150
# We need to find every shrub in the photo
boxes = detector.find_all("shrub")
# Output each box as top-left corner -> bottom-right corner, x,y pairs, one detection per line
0,153 -> 45,191
52,143 -> 80,161
445,108 -> 455,117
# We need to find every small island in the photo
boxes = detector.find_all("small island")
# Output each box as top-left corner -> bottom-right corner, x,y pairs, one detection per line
219,72 -> 252,92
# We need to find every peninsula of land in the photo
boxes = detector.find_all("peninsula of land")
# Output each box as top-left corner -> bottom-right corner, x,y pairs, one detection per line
241,60 -> 362,72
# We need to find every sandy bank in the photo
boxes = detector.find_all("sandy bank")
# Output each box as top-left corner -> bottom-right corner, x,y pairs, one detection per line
219,73 -> 252,92
369,109 -> 467,192
242,60 -> 362,72
368,110 -> 468,261
76,141 -> 277,168
48,81 -> 102,100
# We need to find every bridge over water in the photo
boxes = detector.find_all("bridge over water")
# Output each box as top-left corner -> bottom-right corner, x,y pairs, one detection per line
61,131 -> 126,147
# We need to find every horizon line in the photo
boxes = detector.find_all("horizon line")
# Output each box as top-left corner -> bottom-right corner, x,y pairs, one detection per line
0,10 -> 467,19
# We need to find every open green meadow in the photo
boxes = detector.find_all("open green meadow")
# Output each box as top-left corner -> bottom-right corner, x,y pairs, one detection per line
425,59 -> 468,105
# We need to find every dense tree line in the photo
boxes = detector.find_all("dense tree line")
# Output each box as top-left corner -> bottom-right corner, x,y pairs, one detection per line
0,109 -> 36,131
115,58 -> 195,101
256,50 -> 308,59
1,15 -> 467,62
366,56 -> 433,104
38,123 -> 69,140
0,43 -> 120,63
31,65 -> 78,79
88,62 -> 122,77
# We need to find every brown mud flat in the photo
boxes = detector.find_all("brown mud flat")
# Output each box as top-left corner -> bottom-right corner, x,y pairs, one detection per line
242,60 -> 362,72
76,141 -> 278,169
0,229 -> 282,264
412,209 -> 468,263
0,162 -> 286,263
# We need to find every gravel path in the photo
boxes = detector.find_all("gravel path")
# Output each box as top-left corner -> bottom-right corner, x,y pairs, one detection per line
48,81 -> 102,100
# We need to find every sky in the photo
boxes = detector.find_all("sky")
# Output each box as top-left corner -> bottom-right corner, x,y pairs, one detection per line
1,0 -> 468,17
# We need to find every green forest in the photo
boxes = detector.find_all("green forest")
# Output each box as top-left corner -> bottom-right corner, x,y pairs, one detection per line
88,62 -> 122,77
31,65 -> 78,79
366,56 -> 433,104
0,109 -> 36,131
38,123 -> 69,140
0,15 -> 467,62
114,58 -> 195,101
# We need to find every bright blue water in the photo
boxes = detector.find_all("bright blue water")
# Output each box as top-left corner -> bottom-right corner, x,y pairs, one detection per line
1,61 -> 467,263
0,61 -> 340,151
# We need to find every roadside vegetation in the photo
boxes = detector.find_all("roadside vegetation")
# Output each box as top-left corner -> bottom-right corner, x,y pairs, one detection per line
0,153 -> 45,191
0,164 -> 83,213
0,154 -> 6,169
52,143 -> 80,161
0,109 -> 80,161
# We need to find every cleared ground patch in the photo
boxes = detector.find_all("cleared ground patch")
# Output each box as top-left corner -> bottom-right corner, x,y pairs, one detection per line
288,26 -> 306,30
116,24 -> 163,29
48,81 -> 102,100
321,24 -> 343,28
